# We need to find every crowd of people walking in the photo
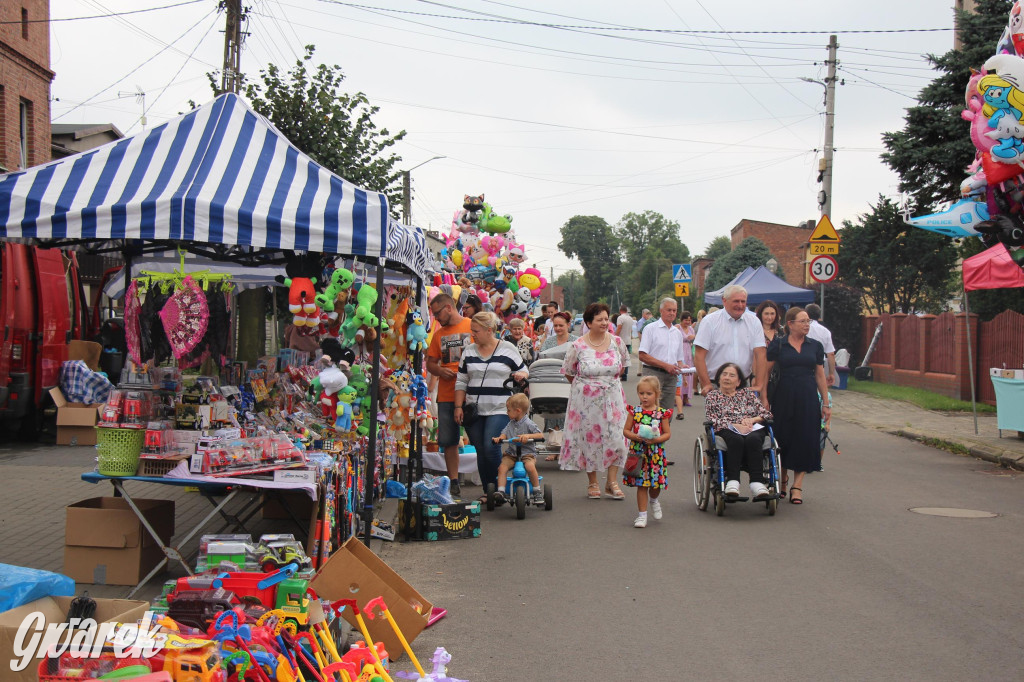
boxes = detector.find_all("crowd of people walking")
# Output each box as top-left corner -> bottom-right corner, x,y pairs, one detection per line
424,284 -> 837,525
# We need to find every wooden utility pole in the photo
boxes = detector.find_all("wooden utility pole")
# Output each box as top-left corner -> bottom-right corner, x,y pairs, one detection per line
220,0 -> 244,95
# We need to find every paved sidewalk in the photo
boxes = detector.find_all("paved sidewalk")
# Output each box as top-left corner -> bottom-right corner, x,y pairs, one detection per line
831,389 -> 1024,470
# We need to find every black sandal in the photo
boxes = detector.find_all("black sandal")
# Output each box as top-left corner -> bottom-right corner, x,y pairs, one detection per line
789,487 -> 803,504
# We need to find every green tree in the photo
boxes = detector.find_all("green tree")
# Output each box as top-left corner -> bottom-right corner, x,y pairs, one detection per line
704,237 -> 785,291
701,235 -> 733,260
612,210 -> 690,313
243,46 -> 406,215
837,195 -> 958,313
558,215 -> 620,304
881,0 -> 1011,211
816,283 -> 867,364
554,269 -> 586,314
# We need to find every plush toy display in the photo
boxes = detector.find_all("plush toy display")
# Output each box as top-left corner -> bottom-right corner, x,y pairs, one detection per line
406,310 -> 428,351
275,252 -> 322,327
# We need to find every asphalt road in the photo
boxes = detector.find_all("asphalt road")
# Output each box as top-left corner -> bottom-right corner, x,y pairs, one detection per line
381,392 -> 1024,681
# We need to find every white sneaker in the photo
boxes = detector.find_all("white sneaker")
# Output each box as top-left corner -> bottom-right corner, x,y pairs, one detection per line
750,482 -> 770,500
650,499 -> 663,520
633,514 -> 648,528
724,480 -> 741,497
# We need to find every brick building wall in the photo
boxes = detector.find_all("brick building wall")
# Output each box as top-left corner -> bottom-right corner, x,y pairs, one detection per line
0,0 -> 53,172
730,219 -> 813,287
693,257 -> 714,296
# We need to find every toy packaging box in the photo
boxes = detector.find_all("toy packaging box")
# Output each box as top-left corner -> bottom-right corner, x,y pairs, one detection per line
0,596 -> 150,682
63,497 -> 175,585
398,500 -> 482,541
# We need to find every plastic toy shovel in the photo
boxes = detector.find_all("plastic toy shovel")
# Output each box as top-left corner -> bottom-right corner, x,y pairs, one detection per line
365,597 -> 426,678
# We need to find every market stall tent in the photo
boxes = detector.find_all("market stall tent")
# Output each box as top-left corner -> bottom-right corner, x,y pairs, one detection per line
704,265 -> 814,306
0,92 -> 429,277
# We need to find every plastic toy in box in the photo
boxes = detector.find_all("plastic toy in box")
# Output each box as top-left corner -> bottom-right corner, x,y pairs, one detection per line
196,533 -> 256,572
278,348 -> 310,369
255,533 -> 312,572
142,420 -> 176,455
99,388 -> 124,425
150,365 -> 183,393
121,389 -> 156,428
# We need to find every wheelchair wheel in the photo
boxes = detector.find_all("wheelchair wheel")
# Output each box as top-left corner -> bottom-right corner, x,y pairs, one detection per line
767,497 -> 777,516
692,437 -> 705,506
514,486 -> 526,519
485,484 -> 496,511
544,484 -> 553,511
714,491 -> 725,516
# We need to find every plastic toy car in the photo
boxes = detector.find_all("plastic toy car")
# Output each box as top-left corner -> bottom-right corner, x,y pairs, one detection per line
255,534 -> 312,572
485,437 -> 553,519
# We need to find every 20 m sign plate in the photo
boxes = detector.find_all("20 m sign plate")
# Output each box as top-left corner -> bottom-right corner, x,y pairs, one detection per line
809,255 -> 837,284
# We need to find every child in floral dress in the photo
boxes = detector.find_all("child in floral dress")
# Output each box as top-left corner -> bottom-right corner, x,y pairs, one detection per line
622,376 -> 673,528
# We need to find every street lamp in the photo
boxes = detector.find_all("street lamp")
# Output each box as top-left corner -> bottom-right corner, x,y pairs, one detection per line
766,257 -> 778,275
402,155 -> 445,225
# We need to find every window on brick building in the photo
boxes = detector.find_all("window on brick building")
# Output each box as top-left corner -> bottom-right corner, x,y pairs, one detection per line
19,99 -> 31,168
22,8 -> 29,39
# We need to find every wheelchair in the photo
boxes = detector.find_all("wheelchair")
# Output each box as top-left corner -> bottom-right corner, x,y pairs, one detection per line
693,420 -> 783,516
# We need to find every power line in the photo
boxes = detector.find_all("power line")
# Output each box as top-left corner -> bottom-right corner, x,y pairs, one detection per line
54,7 -> 217,121
316,0 -> 959,35
2,0 -> 204,24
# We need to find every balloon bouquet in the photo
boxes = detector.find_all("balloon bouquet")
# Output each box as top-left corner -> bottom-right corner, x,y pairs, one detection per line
907,2 -> 1024,265
435,194 -> 547,321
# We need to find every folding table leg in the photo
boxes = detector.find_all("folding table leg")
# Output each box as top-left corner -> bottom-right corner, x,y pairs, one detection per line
204,489 -> 262,533
115,481 -> 239,599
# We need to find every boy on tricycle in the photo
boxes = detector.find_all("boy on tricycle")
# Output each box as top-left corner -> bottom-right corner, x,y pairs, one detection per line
491,393 -> 545,505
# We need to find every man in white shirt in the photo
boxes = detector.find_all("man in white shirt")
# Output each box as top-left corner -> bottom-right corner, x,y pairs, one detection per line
693,285 -> 766,394
615,305 -> 636,381
805,303 -> 837,386
638,298 -> 686,411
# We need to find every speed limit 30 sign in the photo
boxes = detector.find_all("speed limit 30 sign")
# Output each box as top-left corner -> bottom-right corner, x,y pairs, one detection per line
809,255 -> 837,283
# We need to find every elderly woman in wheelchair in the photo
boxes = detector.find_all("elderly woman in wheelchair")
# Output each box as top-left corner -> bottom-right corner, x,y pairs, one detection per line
701,362 -> 776,504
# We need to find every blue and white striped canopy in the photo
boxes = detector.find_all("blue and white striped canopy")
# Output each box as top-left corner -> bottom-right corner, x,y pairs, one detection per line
0,93 -> 429,277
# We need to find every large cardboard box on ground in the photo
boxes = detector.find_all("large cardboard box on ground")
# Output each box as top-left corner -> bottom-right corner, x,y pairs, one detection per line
0,595 -> 149,682
64,497 -> 175,586
310,537 -> 432,661
49,387 -> 101,446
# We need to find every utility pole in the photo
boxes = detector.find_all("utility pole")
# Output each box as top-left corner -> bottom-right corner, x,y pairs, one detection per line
402,171 -> 411,225
221,0 -> 244,95
817,35 -> 839,318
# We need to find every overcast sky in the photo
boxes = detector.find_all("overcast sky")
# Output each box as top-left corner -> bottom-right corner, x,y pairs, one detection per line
49,1 -> 967,278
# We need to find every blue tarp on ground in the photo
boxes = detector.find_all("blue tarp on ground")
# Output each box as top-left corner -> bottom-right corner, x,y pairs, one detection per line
704,265 -> 815,306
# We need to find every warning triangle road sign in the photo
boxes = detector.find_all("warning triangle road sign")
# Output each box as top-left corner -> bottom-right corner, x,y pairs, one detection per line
809,215 -> 840,242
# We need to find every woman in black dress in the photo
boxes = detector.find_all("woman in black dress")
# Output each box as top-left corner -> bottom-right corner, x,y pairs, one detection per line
765,307 -> 830,504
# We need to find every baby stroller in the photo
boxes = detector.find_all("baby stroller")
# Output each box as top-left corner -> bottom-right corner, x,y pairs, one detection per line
527,344 -> 572,457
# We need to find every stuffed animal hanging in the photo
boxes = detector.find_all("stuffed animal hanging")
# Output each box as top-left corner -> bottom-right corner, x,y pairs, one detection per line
275,252 -> 323,327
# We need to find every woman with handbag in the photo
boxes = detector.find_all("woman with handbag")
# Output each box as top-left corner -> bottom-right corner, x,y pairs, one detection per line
455,312 -> 529,499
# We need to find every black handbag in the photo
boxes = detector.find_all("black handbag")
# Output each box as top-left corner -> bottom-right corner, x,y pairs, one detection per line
461,401 -> 479,426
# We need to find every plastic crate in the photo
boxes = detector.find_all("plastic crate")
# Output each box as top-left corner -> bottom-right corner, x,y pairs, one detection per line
136,455 -> 188,477
96,427 -> 144,476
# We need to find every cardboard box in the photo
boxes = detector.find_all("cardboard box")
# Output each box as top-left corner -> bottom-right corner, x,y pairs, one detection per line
67,339 -> 102,371
421,501 -> 481,541
310,537 -> 432,661
64,497 -> 175,586
0,595 -> 150,682
49,387 -> 100,446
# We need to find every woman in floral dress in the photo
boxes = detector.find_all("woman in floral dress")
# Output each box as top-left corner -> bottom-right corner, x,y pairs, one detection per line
560,302 -> 630,500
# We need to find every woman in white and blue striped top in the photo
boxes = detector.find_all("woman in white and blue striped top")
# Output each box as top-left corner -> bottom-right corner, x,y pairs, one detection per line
455,312 -> 529,496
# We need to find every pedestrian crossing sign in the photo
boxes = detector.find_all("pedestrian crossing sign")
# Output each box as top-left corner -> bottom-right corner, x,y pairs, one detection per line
673,264 -> 692,283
